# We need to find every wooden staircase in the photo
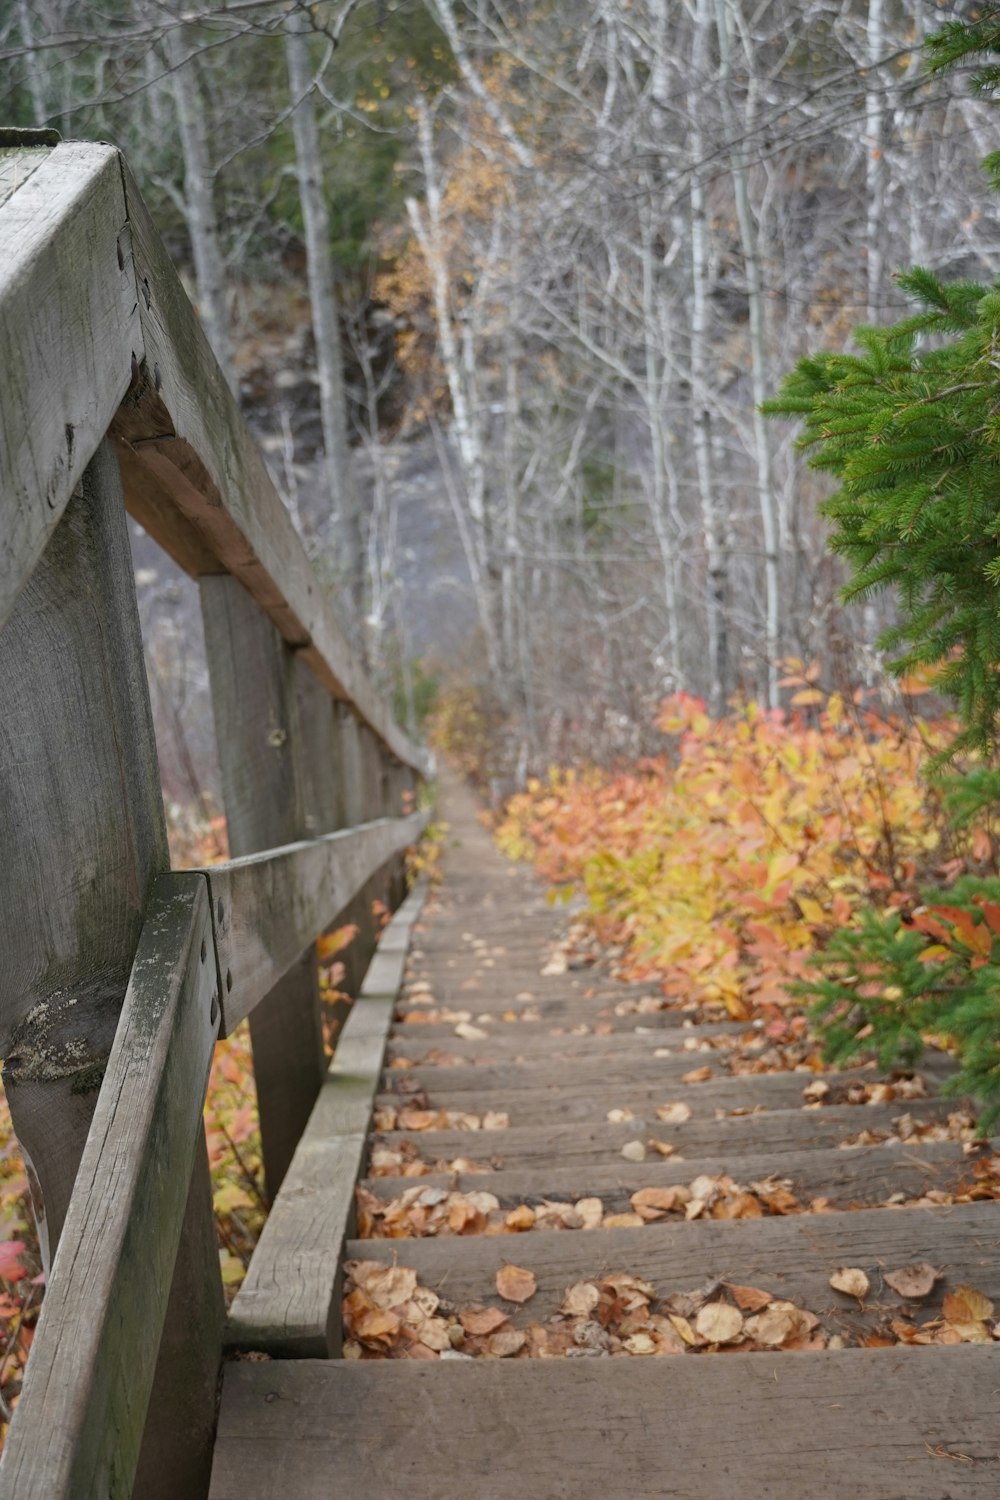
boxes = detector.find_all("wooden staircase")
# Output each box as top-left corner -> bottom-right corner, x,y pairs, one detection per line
209,773 -> 1000,1499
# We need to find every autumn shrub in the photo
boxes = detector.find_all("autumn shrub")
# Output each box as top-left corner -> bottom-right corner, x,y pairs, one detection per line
497,682 -> 973,1012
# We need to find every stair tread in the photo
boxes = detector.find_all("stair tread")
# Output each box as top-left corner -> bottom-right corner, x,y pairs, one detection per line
361,1136 -> 990,1210
210,1348 -> 1000,1499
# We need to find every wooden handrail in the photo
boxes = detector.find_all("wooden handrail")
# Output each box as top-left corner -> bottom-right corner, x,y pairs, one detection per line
204,810 -> 430,1034
0,875 -> 218,1498
0,140 -> 428,776
0,134 -> 431,1498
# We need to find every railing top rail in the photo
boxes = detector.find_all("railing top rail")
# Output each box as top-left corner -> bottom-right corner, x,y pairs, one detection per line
0,138 -> 429,777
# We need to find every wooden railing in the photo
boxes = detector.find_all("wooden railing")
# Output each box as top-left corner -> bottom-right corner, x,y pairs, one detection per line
0,136 -> 430,1499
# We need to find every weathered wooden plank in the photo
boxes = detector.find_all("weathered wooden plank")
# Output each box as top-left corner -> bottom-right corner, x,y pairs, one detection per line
361,1136 -> 994,1213
133,1135 -> 224,1500
226,885 -> 424,1357
201,574 -> 338,1197
376,1067 -> 947,1128
0,439 -> 169,1261
205,810 -> 429,1033
111,156 -> 427,776
210,1348 -> 1000,1500
0,144 -> 50,209
380,1049 -> 952,1096
0,874 -> 220,1500
0,144 -> 142,630
370,1095 -> 965,1171
347,1198 -> 1000,1334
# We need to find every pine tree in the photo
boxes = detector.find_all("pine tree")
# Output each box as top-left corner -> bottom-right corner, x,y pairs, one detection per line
765,7 -> 1000,1125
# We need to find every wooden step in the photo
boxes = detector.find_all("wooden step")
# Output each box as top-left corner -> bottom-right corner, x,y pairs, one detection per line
368,1096 -> 969,1171
209,1348 -> 1000,1499
361,1136 -> 993,1213
385,1020 -> 751,1061
346,1199 -> 999,1338
381,1051 -> 952,1096
375,1066 -> 947,1127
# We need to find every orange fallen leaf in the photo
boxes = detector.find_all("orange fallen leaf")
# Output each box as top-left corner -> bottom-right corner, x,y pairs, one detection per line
682,1066 -> 712,1085
724,1283 -> 773,1313
460,1305 -> 509,1336
496,1264 -> 537,1304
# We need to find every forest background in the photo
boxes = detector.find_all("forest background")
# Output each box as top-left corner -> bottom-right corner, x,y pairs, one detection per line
5,0 -> 996,797
1,0 -> 1000,1438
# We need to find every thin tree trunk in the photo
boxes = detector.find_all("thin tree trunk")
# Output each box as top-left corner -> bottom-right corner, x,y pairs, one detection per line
17,0 -> 47,126
713,0 -> 780,707
285,11 -> 364,635
865,0 -> 886,323
689,0 -> 727,716
163,27 -> 235,391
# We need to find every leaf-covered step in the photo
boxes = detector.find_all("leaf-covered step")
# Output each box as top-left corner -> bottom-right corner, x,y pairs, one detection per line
367,1096 -> 973,1175
360,1138 -> 998,1219
374,1064 -> 945,1129
345,1199 -> 1000,1341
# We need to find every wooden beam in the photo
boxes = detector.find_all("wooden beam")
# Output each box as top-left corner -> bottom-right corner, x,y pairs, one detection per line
0,439 -> 169,1263
203,810 -> 429,1034
0,143 -> 142,632
226,882 -> 425,1357
111,156 -> 428,777
200,575 -> 331,1199
0,874 -> 220,1500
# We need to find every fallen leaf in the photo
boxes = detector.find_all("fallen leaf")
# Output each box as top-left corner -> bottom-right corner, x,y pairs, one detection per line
724,1283 -> 773,1313
829,1267 -> 870,1300
744,1307 -> 796,1347
655,1102 -> 692,1125
630,1186 -> 688,1220
621,1140 -> 647,1162
943,1285 -> 995,1323
694,1301 -> 744,1345
496,1265 -> 537,1304
453,1022 -> 490,1041
883,1263 -> 942,1300
489,1329 -> 527,1357
460,1306 -> 509,1336
505,1204 -> 536,1232
623,1332 -> 656,1354
682,1066 -> 712,1084
575,1197 -> 605,1229
351,1262 -> 418,1310
561,1281 -> 600,1318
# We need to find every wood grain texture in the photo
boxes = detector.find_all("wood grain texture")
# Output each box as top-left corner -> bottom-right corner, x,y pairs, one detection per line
361,1135 -> 994,1212
347,1198 -> 1000,1333
0,874 -> 219,1500
226,885 -> 425,1357
204,810 -> 429,1033
370,1095 -> 964,1171
0,144 -> 50,208
379,1050 -> 952,1097
201,575 -> 328,1195
376,1067 -> 947,1129
210,1349 -> 1000,1500
0,440 -> 169,1260
112,156 -> 427,775
0,144 -> 141,630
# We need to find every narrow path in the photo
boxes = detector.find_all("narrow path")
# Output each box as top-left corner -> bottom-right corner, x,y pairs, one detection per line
212,771 -> 1000,1497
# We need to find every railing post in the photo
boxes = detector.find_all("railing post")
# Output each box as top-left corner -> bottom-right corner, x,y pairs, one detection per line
200,576 -> 334,1199
0,439 -> 223,1500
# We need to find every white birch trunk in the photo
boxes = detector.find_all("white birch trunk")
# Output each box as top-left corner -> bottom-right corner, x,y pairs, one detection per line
163,27 -> 235,392
713,0 -> 780,707
285,11 -> 364,632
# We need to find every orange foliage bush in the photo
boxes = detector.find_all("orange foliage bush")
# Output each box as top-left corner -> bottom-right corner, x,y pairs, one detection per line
495,684 -> 965,1023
